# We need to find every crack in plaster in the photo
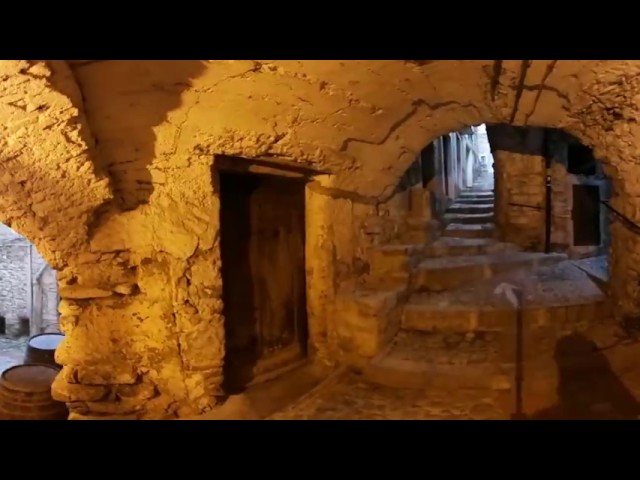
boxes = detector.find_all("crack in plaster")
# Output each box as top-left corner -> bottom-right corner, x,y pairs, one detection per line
509,60 -> 532,124
524,60 -> 558,125
338,99 -> 481,153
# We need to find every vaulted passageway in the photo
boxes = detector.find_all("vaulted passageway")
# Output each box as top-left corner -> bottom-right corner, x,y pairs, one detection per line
3,60 -> 640,419
282,124 -> 622,420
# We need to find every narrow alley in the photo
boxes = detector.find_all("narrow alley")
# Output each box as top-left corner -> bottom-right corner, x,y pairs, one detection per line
265,127 -> 637,421
271,172 -> 640,420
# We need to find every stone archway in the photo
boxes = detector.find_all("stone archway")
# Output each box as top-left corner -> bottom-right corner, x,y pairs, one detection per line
0,60 -> 112,415
19,59 -> 640,419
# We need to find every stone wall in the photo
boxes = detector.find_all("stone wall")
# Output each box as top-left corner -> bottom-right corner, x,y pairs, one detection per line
0,243 -> 29,322
0,223 -> 59,334
488,125 -> 547,251
34,267 -> 59,333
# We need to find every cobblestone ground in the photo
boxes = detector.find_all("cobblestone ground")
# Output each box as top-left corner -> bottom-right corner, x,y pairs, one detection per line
387,330 -> 501,365
0,336 -> 27,374
269,330 -> 640,421
269,371 -> 510,420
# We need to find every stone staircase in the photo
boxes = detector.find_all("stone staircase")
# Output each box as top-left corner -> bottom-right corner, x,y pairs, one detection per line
354,182 -> 612,401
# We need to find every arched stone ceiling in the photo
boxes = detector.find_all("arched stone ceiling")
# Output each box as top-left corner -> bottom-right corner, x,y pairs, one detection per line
68,60 -> 640,206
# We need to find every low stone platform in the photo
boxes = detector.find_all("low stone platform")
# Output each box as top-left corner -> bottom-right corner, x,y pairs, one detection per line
404,261 -> 608,333
411,251 -> 567,292
444,222 -> 496,239
270,324 -> 640,420
423,237 -> 519,258
444,212 -> 495,225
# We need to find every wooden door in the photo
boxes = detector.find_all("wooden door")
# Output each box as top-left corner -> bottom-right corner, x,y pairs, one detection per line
249,177 -> 306,359
220,172 -> 307,391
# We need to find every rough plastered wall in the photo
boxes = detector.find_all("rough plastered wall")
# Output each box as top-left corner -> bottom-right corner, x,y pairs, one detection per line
5,60 -> 640,418
488,125 -> 546,250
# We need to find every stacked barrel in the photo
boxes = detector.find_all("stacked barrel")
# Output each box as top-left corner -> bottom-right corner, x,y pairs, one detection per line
0,333 -> 67,420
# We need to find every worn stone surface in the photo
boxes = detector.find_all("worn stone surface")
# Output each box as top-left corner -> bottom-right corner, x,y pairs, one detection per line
269,371 -> 509,420
405,260 -> 608,333
271,320 -> 640,420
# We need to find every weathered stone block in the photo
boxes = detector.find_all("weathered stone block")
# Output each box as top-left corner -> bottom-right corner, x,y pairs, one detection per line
76,365 -> 139,385
478,308 -> 514,330
523,307 -> 549,327
116,381 -> 157,400
51,375 -> 108,402
412,264 -> 486,292
85,398 -> 143,415
68,412 -> 139,420
402,307 -> 478,332
335,289 -> 403,358
58,299 -> 82,315
114,283 -> 138,295
58,315 -> 78,334
353,288 -> 403,316
368,246 -> 412,278
59,285 -> 112,299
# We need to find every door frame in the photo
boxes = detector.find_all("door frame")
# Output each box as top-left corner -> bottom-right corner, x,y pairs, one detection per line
215,156 -> 316,388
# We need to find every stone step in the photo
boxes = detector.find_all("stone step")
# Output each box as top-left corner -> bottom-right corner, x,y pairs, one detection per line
363,323 -> 622,397
397,219 -> 440,245
447,204 -> 494,215
423,237 -> 520,258
411,252 -> 568,292
335,286 -> 407,358
459,191 -> 494,198
403,298 -> 611,334
405,260 -> 608,333
444,212 -> 495,225
368,244 -> 423,281
363,330 -> 508,390
444,223 -> 496,239
454,197 -> 495,205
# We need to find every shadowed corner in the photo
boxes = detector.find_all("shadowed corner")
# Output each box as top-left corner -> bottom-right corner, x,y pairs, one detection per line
62,60 -> 210,212
529,332 -> 640,420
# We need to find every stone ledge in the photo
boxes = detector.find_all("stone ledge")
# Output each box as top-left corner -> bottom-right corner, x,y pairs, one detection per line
59,285 -> 112,299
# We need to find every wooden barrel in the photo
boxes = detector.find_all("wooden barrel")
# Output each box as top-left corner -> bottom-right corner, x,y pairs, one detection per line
0,364 -> 68,420
24,333 -> 64,369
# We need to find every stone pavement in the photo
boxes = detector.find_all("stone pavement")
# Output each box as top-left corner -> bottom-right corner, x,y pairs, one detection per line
267,178 -> 631,421
268,369 -> 510,420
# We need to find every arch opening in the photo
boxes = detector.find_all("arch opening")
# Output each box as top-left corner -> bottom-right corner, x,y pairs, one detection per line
304,120 -> 631,420
0,223 -> 61,373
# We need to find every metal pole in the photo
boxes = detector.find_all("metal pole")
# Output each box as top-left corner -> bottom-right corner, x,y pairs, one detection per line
511,288 -> 527,420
